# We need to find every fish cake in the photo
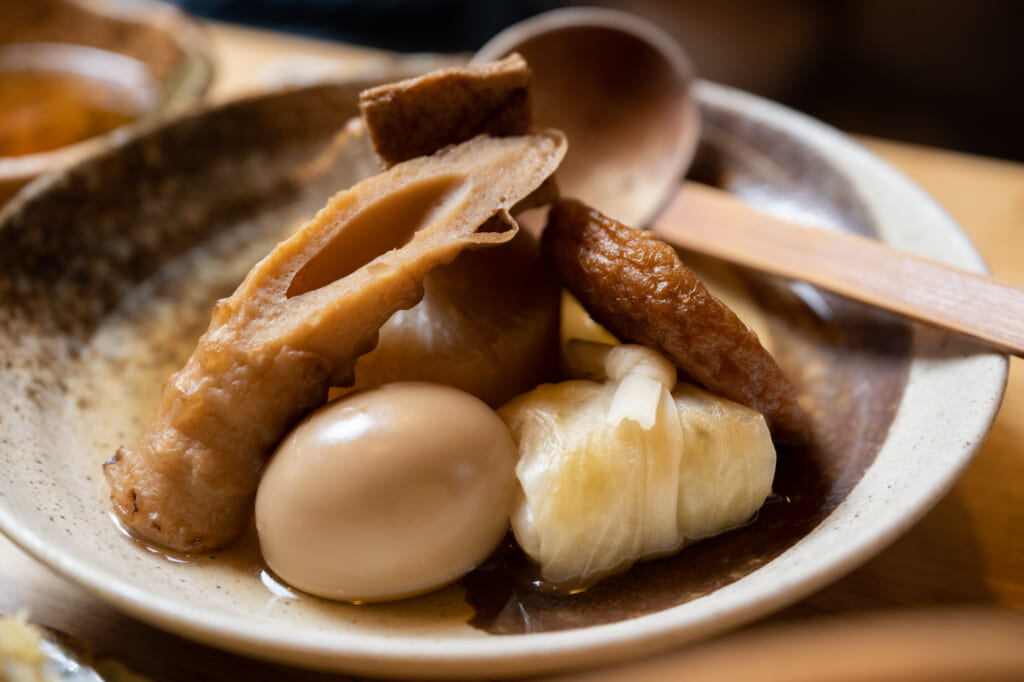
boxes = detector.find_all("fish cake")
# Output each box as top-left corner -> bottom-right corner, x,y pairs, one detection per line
359,54 -> 557,212
360,53 -> 532,167
542,198 -> 807,443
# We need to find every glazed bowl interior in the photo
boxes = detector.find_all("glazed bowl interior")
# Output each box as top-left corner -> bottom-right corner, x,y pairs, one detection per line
0,78 -> 1007,678
0,0 -> 211,203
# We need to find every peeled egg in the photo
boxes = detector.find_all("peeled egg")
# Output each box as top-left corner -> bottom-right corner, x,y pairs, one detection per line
255,382 -> 518,602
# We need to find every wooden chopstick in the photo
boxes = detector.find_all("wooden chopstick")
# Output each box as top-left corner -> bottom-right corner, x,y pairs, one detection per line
650,182 -> 1024,358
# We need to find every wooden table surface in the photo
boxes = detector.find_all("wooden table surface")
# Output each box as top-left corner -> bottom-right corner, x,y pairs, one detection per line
2,21 -> 1022,681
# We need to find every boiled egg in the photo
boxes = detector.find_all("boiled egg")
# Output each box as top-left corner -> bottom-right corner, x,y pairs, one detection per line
255,382 -> 518,602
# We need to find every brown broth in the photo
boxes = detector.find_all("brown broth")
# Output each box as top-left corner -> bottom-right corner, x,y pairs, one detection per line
93,215 -> 912,633
462,282 -> 911,633
0,70 -> 144,157
25,80 -> 911,633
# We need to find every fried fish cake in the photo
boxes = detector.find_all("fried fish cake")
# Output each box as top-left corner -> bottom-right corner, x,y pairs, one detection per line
543,198 -> 807,443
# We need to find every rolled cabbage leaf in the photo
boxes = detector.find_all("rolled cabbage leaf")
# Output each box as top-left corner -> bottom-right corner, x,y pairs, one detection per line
499,343 -> 776,588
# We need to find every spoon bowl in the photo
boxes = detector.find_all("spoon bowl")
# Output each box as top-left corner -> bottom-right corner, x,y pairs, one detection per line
473,7 -> 700,227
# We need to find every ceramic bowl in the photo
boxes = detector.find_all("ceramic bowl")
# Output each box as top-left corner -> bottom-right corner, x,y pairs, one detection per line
0,79 -> 1007,678
0,0 -> 211,204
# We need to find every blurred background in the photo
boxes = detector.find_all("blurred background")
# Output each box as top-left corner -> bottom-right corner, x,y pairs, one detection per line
165,0 -> 1024,162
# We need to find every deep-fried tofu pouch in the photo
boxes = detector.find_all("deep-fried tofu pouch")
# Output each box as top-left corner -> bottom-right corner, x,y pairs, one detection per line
360,53 -> 531,167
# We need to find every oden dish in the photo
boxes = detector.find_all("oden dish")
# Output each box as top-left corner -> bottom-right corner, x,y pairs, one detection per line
103,127 -> 567,553
99,55 -> 793,604
0,0 -> 211,204
0,69 -> 1005,676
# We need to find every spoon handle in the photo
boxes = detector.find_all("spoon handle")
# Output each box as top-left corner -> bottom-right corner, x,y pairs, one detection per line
652,182 -> 1024,358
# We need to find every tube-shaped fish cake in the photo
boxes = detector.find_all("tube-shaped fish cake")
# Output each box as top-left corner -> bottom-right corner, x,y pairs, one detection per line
105,131 -> 567,552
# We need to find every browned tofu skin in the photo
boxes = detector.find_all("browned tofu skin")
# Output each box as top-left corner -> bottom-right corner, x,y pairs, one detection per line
360,53 -> 532,167
543,198 -> 808,444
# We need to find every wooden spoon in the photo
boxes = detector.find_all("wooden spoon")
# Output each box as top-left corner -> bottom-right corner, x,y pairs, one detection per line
474,7 -> 1024,357
473,7 -> 701,229
655,183 -> 1024,357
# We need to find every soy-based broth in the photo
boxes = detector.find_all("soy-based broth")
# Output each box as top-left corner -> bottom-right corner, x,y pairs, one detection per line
0,70 -> 146,157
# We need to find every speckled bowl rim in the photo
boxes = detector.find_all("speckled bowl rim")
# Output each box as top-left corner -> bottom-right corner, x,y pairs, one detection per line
0,80 -> 1008,678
